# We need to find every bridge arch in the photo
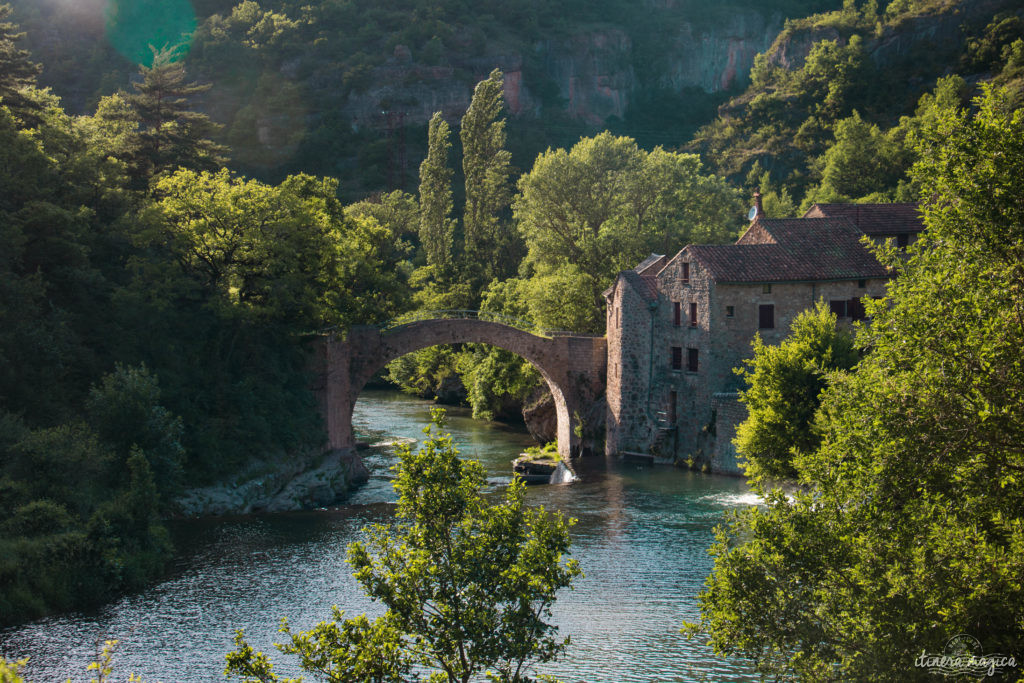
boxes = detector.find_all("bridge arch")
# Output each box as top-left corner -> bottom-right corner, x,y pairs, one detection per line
315,319 -> 606,461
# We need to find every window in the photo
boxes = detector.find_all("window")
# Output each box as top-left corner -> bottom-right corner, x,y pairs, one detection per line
759,304 -> 775,329
726,305 -> 735,317
669,391 -> 677,423
762,284 -> 772,294
858,279 -> 866,289
849,297 -> 866,321
687,348 -> 699,372
897,233 -> 909,248
829,299 -> 848,317
681,262 -> 690,282
671,346 -> 683,370
673,301 -> 681,326
689,302 -> 698,327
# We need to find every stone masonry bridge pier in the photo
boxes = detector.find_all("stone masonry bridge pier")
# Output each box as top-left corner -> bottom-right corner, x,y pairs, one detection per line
314,315 -> 606,460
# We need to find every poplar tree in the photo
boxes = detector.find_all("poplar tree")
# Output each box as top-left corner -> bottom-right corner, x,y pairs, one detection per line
418,112 -> 455,274
460,68 -> 512,289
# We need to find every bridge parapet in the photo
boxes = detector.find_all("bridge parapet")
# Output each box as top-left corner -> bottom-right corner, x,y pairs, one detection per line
380,309 -> 579,338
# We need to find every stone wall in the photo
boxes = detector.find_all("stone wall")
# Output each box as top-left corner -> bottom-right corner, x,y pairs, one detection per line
604,275 -> 657,456
607,249 -> 889,472
317,321 -> 606,461
711,392 -> 745,475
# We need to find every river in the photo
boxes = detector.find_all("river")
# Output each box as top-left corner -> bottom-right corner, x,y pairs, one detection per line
0,390 -> 760,682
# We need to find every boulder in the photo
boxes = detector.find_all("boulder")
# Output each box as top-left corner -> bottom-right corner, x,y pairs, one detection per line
522,387 -> 557,444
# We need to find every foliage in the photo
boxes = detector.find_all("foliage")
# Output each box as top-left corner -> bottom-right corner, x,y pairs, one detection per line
0,3 -> 41,123
687,85 -> 1024,680
94,46 -> 226,187
85,363 -> 186,500
226,410 -> 581,683
522,442 -> 559,463
693,0 -> 1022,208
386,344 -> 465,401
514,132 -> 741,333
0,10 -> 414,626
733,301 -> 857,482
419,112 -> 456,274
461,68 -> 517,291
140,169 -> 335,326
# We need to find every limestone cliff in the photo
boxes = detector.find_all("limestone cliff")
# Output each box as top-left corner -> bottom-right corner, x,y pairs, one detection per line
763,0 -> 1015,73
341,10 -> 785,130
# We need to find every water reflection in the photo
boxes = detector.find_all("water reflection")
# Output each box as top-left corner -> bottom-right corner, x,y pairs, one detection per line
0,390 -> 759,682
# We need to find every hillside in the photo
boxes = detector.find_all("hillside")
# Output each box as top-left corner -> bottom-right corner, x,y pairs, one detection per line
8,0 -> 837,198
691,0 -> 1024,207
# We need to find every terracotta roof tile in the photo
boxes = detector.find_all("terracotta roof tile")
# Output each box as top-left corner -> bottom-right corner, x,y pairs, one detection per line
688,217 -> 888,283
803,203 -> 924,236
634,253 -> 668,275
619,270 -> 659,301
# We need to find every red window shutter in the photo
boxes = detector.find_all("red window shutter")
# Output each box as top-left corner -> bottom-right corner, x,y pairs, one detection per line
758,304 -> 775,329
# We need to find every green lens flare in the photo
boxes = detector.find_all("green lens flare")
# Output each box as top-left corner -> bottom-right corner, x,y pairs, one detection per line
104,0 -> 197,66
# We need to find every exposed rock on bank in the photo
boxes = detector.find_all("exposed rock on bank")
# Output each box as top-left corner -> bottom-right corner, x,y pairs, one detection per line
173,448 -> 369,517
523,387 -> 557,444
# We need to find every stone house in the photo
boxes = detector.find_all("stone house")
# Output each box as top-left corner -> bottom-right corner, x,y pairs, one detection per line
603,202 -> 924,473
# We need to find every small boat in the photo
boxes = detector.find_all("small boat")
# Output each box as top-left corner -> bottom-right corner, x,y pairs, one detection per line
512,455 -> 558,484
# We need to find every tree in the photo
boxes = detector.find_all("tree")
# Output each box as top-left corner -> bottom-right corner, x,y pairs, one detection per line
226,410 -> 581,683
85,363 -> 185,500
419,112 -> 457,274
733,301 -> 857,483
461,69 -> 515,289
0,4 -> 41,123
514,132 -> 741,333
686,86 -> 1024,680
98,46 -> 225,185
802,111 -> 907,206
139,169 -> 342,328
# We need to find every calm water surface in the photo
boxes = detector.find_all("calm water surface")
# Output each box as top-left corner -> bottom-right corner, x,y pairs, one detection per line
0,390 -> 759,682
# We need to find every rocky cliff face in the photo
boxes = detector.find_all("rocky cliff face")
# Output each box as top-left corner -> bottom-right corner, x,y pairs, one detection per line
342,8 -> 784,129
764,0 -> 1015,73
656,12 -> 784,93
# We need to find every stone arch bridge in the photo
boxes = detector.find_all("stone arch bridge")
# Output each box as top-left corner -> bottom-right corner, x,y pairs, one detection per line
313,315 -> 606,460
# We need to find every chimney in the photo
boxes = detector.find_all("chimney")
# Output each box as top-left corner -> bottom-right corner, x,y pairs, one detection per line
753,188 -> 764,219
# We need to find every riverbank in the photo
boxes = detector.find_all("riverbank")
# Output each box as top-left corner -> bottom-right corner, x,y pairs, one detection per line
0,390 -> 760,682
173,448 -> 369,517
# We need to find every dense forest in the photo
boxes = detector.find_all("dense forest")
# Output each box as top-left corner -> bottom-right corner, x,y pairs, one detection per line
1,0 -> 1023,630
9,0 -> 839,195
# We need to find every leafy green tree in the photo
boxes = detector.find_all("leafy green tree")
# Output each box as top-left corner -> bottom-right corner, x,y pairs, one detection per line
802,110 -> 912,207
461,69 -> 515,289
514,132 -> 740,332
686,85 -> 1024,680
346,189 -> 420,247
419,111 -> 457,275
139,169 -> 337,327
85,364 -> 185,500
226,410 -> 581,683
733,301 -> 857,483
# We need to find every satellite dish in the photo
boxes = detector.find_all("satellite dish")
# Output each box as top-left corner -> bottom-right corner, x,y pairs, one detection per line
747,206 -> 758,221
